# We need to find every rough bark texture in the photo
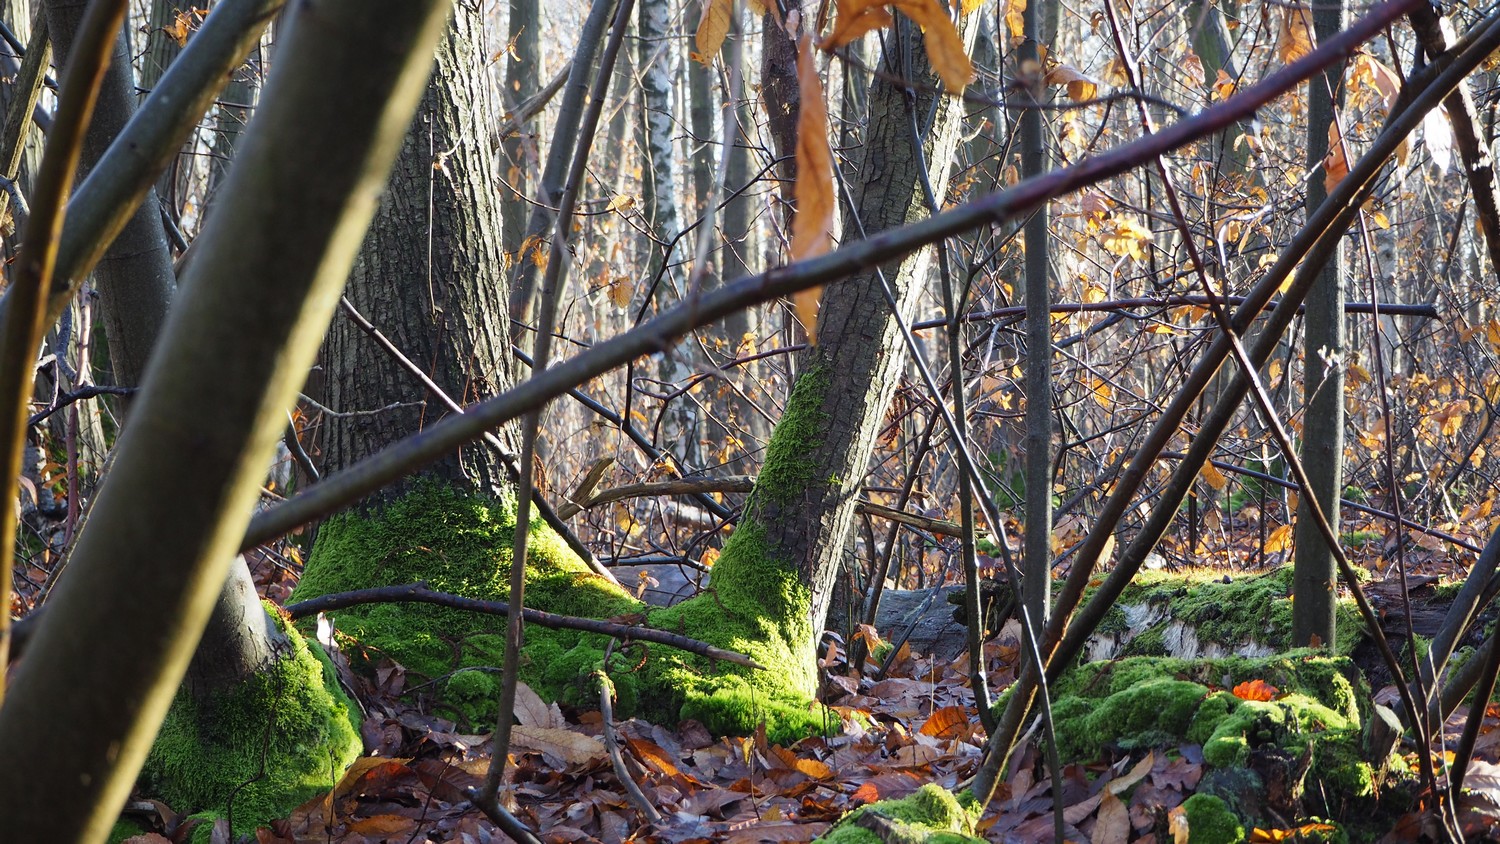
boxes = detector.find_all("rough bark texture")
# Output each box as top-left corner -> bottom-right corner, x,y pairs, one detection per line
45,0 -> 177,390
1292,0 -> 1346,649
321,1 -> 516,498
755,14 -> 976,634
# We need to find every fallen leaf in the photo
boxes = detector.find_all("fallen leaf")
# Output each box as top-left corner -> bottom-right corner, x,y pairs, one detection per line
510,725 -> 606,766
1095,790 -> 1131,844
918,705 -> 971,741
1233,679 -> 1279,702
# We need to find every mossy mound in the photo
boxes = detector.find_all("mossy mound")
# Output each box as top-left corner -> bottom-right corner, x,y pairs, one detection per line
817,784 -> 984,843
1182,793 -> 1244,844
293,483 -> 830,743
1049,653 -> 1386,834
1089,568 -> 1367,661
139,612 -> 362,840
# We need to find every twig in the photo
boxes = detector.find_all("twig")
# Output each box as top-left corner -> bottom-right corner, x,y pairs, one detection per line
597,658 -> 662,824
283,582 -> 764,669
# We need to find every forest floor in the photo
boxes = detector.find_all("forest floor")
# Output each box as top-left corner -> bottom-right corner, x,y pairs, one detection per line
111,502 -> 1500,844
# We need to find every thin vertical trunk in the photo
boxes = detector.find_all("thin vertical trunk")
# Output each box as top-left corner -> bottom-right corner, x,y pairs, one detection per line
45,0 -> 177,391
1020,0 -> 1053,625
1292,0 -> 1346,648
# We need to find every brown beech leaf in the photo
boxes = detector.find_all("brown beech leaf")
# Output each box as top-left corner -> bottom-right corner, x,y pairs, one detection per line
917,704 -> 971,741
1277,5 -> 1314,64
1323,115 -> 1349,193
1044,63 -> 1098,102
821,0 -> 894,49
892,0 -> 973,92
694,0 -> 734,63
790,35 -> 835,340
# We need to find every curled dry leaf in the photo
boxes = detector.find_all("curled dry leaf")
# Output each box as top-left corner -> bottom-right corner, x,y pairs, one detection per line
893,0 -> 973,92
1323,114 -> 1349,193
790,35 -> 836,340
1277,5 -> 1314,64
822,0 -> 895,49
1045,63 -> 1099,102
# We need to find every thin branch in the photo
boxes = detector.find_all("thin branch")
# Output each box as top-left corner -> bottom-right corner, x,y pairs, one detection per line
283,582 -> 763,669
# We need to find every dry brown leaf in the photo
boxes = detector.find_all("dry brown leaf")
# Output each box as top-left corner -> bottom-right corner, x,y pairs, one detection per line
1180,51 -> 1205,87
695,0 -> 733,62
1277,5 -> 1314,64
514,680 -> 564,728
1353,52 -> 1400,110
510,725 -> 606,766
893,0 -> 974,92
1201,461 -> 1227,491
1003,0 -> 1026,39
821,0 -> 894,49
1045,63 -> 1098,102
790,36 -> 835,339
1095,790 -> 1131,844
1323,115 -> 1348,193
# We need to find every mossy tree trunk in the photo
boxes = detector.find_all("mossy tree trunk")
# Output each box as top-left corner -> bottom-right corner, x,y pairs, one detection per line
670,9 -> 976,706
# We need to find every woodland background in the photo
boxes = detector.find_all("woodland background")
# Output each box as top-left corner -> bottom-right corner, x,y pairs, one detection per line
1,0 -> 1500,841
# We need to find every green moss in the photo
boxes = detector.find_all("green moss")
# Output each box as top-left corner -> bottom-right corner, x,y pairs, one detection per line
817,784 -> 984,843
1103,569 -> 1366,659
140,611 -> 362,839
1050,655 -> 1381,800
295,473 -> 834,743
1183,793 -> 1244,844
108,819 -> 147,844
755,364 -> 830,508
293,483 -> 641,726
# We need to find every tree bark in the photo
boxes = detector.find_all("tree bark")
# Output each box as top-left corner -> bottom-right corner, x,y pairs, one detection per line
753,12 -> 976,636
320,0 -> 516,500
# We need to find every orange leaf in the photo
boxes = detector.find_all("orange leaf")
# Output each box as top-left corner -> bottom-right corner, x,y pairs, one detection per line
892,0 -> 973,92
1323,115 -> 1348,193
1277,5 -> 1315,64
1044,63 -> 1098,102
791,36 -> 835,340
918,705 -> 971,740
1265,523 -> 1293,554
1232,679 -> 1279,702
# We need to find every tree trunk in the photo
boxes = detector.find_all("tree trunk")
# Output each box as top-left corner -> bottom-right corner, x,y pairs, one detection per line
319,2 -> 516,501
45,0 -> 177,392
1292,0 -> 1346,649
499,0 -> 540,263
1020,0 -> 1053,625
